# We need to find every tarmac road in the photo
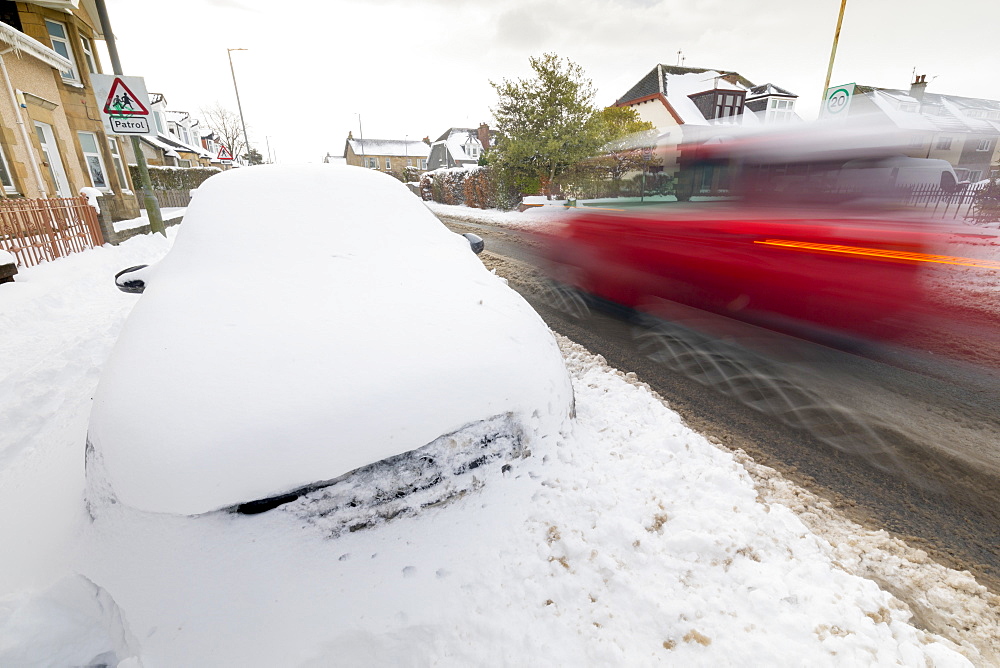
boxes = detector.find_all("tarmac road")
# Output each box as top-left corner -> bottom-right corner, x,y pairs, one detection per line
438,214 -> 1000,593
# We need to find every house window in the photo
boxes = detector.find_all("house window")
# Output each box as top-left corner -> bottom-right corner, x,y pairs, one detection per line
77,131 -> 109,190
407,159 -> 413,167
108,138 -> 129,192
935,137 -> 952,150
977,139 -> 993,152
967,170 -> 982,182
385,158 -> 391,170
715,93 -> 741,120
79,36 -> 97,74
765,98 -> 794,123
468,145 -> 479,159
153,112 -> 164,134
907,135 -> 923,148
45,20 -> 79,82
419,159 -> 427,170
0,143 -> 16,193
366,157 -> 378,169
179,159 -> 191,168
899,102 -> 918,112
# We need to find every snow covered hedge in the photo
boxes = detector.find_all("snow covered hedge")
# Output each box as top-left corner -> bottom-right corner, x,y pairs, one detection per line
419,167 -> 519,210
127,166 -> 221,191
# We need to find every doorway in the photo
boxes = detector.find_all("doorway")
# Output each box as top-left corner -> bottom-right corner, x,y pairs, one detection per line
33,121 -> 71,197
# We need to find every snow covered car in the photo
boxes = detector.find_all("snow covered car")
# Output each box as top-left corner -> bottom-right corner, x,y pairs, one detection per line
86,165 -> 574,526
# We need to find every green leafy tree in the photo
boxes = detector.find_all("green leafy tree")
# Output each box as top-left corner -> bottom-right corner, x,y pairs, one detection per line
593,106 -> 655,194
490,53 -> 603,198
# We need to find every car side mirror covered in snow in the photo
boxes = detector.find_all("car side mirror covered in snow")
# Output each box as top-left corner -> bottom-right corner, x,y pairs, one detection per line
462,233 -> 485,255
115,265 -> 149,294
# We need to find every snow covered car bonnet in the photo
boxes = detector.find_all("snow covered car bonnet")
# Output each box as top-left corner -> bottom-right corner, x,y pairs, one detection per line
87,165 -> 574,515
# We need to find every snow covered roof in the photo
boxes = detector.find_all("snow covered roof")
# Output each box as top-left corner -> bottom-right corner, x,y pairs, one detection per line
746,83 -> 797,100
617,64 -> 755,106
345,138 -> 430,158
0,21 -> 73,71
861,87 -> 1000,134
432,128 -> 489,163
617,65 -> 791,128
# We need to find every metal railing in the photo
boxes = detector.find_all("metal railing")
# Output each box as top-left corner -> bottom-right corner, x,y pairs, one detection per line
137,189 -> 192,210
903,183 -> 986,220
0,196 -> 103,268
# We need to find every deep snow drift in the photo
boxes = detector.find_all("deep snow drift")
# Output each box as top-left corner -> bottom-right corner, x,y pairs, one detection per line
0,202 -> 996,665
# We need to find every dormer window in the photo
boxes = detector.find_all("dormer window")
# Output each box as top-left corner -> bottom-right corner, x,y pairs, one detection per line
898,102 -> 918,112
467,143 -> 480,159
765,98 -> 795,123
715,93 -> 742,120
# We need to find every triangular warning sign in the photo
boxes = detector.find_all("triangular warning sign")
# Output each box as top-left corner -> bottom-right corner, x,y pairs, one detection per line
103,77 -> 149,116
218,146 -> 234,161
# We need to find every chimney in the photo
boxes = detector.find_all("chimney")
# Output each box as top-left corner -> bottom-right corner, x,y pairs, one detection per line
910,74 -> 928,106
348,130 -> 354,140
477,123 -> 491,151
422,136 -> 431,146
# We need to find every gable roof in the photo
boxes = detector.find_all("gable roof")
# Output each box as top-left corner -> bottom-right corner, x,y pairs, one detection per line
617,64 -> 756,106
432,128 -> 492,164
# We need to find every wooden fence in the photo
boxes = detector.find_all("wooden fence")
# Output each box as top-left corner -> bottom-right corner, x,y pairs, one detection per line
0,196 -> 103,268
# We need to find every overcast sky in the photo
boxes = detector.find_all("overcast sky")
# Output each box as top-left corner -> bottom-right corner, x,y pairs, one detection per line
101,0 -> 1000,164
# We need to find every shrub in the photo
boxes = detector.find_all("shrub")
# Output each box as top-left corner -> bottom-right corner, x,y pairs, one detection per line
128,165 -> 221,191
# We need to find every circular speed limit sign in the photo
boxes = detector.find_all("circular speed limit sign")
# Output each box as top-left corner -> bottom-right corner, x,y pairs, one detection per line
826,87 -> 851,115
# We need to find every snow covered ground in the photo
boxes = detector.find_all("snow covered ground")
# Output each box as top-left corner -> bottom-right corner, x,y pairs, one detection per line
1,215 -> 998,665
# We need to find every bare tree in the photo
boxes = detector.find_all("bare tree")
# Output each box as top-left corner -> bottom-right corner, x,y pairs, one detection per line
201,104 -> 248,160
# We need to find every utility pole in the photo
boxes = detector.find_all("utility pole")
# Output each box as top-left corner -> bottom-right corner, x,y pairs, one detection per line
94,0 -> 164,236
357,113 -> 365,167
822,0 -> 849,101
227,48 -> 251,164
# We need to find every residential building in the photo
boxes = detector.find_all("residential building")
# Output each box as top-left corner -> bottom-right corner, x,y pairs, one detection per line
343,133 -> 430,173
845,76 -> 1000,183
0,2 -> 136,216
125,95 -> 224,169
427,125 -> 493,170
614,64 -> 799,178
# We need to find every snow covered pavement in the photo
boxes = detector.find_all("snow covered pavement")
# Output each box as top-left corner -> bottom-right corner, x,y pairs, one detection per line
0,227 -> 996,665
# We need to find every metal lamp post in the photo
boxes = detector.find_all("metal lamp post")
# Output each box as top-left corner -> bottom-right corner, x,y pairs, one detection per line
227,48 -> 250,164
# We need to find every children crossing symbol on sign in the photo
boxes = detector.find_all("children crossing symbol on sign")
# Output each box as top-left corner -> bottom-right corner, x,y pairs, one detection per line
218,146 -> 234,161
102,77 -> 150,116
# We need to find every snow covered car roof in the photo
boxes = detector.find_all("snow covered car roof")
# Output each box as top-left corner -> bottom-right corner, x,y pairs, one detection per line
87,165 -> 574,515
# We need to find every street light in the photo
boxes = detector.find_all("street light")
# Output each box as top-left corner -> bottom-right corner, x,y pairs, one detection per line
227,48 -> 250,164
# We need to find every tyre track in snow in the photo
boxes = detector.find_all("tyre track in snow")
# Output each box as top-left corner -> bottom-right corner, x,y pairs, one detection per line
437,214 -> 1000,595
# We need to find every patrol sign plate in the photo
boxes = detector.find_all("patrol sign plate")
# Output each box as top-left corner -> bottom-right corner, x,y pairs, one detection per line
91,74 -> 155,136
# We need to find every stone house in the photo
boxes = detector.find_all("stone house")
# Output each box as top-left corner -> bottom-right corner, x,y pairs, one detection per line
0,1 -> 137,217
426,125 -> 494,171
342,133 -> 430,173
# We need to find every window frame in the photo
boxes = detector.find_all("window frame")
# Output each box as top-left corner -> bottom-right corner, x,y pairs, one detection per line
385,157 -> 391,170
935,137 -> 953,151
107,137 -> 130,193
976,139 -> 993,152
79,35 -> 97,75
45,19 -> 79,83
77,131 -> 111,191
0,141 -> 17,193
714,92 -> 743,121
419,159 -> 428,170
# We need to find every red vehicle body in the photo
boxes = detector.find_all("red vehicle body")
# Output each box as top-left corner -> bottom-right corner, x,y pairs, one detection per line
537,204 -> 938,344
